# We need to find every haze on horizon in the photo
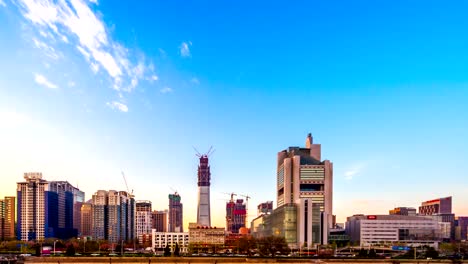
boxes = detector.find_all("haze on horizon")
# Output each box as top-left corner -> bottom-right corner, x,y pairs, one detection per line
0,0 -> 467,228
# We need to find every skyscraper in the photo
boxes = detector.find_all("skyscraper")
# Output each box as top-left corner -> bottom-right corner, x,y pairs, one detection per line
80,202 -> 93,237
17,173 -> 81,241
152,210 -> 167,232
0,196 -> 15,240
136,201 -> 152,244
276,133 -> 333,245
168,193 -> 183,232
91,190 -> 135,243
196,153 -> 211,227
226,198 -> 246,234
91,190 -> 108,240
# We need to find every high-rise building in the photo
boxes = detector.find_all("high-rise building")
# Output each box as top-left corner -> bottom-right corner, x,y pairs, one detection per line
80,202 -> 93,237
419,196 -> 452,215
17,173 -> 81,241
455,216 -> 468,241
91,190 -> 108,240
0,196 -> 15,240
389,207 -> 417,216
73,188 -> 85,236
91,190 -> 135,243
168,193 -> 183,232
136,201 -> 152,244
276,133 -> 333,246
196,153 -> 211,227
257,201 -> 273,216
152,210 -> 167,232
226,198 -> 246,234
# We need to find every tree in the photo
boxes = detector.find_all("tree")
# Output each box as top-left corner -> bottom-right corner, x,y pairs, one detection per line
424,246 -> 439,259
163,245 -> 171,257
65,244 -> 76,256
174,243 -> 180,257
368,248 -> 377,258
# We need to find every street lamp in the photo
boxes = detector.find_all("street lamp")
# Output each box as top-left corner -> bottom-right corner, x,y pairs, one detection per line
53,240 -> 58,256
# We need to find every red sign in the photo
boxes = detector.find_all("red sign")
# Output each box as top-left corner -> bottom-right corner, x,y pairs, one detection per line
367,215 -> 377,220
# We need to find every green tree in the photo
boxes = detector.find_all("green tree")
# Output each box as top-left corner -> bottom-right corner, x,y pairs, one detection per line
174,243 -> 180,257
163,245 -> 171,257
424,246 -> 439,259
65,244 -> 76,256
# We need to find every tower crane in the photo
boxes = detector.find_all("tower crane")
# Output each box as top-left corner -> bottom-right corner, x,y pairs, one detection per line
239,194 -> 251,227
121,171 -> 134,198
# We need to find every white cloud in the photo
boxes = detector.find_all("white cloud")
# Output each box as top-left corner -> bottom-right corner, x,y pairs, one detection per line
344,163 -> 366,180
180,41 -> 191,57
160,87 -> 173,94
67,81 -> 76,87
18,0 -> 155,94
0,0 -> 6,7
191,77 -> 200,85
150,75 -> 158,81
34,73 -> 58,89
32,38 -> 60,59
106,101 -> 128,112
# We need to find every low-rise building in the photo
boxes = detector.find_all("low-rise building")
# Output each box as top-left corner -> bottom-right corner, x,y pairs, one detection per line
152,230 -> 189,254
346,214 -> 442,248
188,223 -> 224,250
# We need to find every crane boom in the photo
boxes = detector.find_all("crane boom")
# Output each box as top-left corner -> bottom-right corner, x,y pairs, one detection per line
121,171 -> 134,197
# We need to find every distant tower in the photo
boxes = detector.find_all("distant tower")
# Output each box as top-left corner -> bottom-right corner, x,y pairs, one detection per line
196,147 -> 214,227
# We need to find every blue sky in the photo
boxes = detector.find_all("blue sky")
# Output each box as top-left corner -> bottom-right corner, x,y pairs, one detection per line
0,0 -> 467,227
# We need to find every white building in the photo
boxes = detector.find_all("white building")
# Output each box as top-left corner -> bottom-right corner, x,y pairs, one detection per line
136,201 -> 152,244
152,230 -> 189,254
346,214 -> 442,248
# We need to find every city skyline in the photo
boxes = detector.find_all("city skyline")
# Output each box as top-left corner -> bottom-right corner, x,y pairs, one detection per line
1,0 -> 468,230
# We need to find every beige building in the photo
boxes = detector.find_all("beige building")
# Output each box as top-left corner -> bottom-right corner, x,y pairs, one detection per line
276,133 -> 333,246
188,222 -> 225,247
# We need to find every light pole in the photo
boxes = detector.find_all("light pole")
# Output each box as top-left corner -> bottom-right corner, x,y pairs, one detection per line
53,240 -> 58,256
121,240 -> 124,256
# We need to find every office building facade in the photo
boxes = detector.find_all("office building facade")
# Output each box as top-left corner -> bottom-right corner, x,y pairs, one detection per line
136,200 -> 152,244
168,193 -> 183,232
346,214 -> 441,248
80,202 -> 93,237
17,173 -> 81,241
91,190 -> 135,243
0,196 -> 15,240
152,210 -> 167,232
152,231 -> 189,254
276,133 -> 333,246
389,207 -> 417,216
419,196 -> 452,215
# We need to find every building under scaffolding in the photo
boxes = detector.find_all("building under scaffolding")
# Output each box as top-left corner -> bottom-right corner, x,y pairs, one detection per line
226,198 -> 246,234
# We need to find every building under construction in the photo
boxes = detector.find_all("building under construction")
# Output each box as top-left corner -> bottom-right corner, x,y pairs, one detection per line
226,198 -> 247,234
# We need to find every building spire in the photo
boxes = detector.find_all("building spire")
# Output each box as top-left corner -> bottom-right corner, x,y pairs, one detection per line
306,133 -> 313,148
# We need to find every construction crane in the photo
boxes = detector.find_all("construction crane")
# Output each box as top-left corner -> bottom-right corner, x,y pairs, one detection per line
193,146 -> 215,157
222,192 -> 237,202
239,194 -> 251,227
121,171 -> 134,198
